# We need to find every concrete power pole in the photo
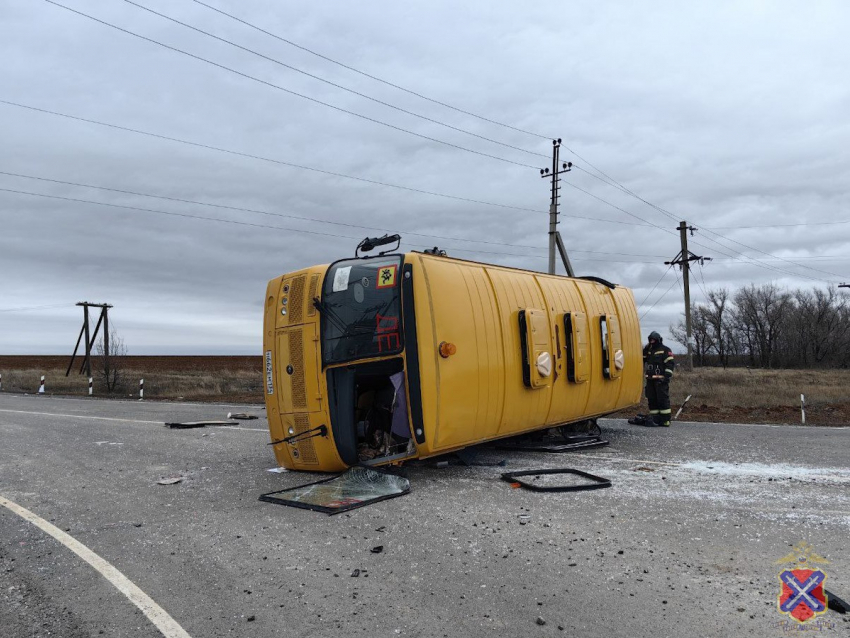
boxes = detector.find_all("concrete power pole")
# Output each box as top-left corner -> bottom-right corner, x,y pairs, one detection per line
540,139 -> 574,276
664,222 -> 710,370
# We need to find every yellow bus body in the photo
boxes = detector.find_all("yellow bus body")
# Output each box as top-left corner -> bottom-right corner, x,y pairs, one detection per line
263,251 -> 642,472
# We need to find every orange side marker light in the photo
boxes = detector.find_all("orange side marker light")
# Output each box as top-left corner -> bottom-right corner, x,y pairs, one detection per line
438,341 -> 457,358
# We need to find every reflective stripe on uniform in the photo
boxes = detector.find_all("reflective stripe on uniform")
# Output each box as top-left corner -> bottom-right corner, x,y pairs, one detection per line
664,356 -> 674,362
665,369 -> 673,375
654,350 -> 666,355
659,409 -> 672,414
649,410 -> 660,415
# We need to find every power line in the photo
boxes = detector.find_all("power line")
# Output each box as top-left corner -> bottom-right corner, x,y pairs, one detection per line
189,0 -> 551,142
0,186 -> 659,264
0,99 -> 648,228
571,161 -> 848,281
698,226 -> 846,279
636,264 -> 673,309
0,303 -> 72,313
640,276 -> 680,321
45,0 -> 538,170
2,169 -> 670,258
175,0 -> 848,280
706,220 -> 850,229
6,96 -> 832,284
186,0 -> 647,190
123,0 -> 548,163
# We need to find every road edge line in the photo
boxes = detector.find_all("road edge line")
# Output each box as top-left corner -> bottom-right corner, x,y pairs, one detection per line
0,495 -> 193,638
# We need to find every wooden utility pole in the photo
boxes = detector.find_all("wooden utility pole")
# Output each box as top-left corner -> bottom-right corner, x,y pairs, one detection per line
664,222 -> 710,370
540,139 -> 574,276
66,302 -> 113,377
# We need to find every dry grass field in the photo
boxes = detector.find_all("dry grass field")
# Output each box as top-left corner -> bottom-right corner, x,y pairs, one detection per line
1,356 -> 848,425
628,367 -> 850,426
0,355 -> 262,403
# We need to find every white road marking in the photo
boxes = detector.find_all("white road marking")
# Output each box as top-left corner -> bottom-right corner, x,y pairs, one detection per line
0,495 -> 193,638
0,409 -> 266,432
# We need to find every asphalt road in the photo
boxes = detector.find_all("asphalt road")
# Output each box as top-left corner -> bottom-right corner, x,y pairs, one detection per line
1,393 -> 848,637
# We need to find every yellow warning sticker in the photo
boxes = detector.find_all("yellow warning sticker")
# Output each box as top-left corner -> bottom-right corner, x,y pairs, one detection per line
376,265 -> 397,289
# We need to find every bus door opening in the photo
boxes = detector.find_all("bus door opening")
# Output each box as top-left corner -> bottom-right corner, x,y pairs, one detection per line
327,358 -> 416,467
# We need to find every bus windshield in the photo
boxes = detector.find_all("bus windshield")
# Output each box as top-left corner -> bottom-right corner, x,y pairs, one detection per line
321,256 -> 403,366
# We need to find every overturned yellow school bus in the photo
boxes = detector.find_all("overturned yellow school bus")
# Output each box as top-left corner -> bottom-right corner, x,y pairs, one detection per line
263,242 -> 642,472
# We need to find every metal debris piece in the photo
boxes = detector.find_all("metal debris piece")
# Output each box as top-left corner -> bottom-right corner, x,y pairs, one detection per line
165,420 -> 238,429
351,569 -> 360,577
227,412 -> 259,420
501,468 -> 611,492
496,434 -> 608,453
370,545 -> 384,554
157,477 -> 183,485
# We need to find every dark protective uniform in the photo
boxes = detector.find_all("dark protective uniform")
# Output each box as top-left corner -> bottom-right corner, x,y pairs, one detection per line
643,331 -> 675,426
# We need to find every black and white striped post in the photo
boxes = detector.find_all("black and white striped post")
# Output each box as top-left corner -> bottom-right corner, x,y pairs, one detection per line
38,375 -> 45,394
88,377 -> 93,396
139,378 -> 144,401
0,373 -> 3,392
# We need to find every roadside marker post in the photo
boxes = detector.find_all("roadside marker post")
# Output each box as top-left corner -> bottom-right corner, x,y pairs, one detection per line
38,375 -> 45,394
801,394 -> 806,425
88,377 -> 93,396
0,373 -> 3,392
139,379 -> 144,401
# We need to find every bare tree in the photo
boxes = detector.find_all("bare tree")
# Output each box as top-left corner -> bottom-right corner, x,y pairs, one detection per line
704,288 -> 732,367
95,327 -> 128,393
732,283 -> 792,368
670,304 -> 712,365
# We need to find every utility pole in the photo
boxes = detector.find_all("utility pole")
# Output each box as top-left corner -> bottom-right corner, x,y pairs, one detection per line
540,139 -> 574,276
664,222 -> 711,370
66,302 -> 113,377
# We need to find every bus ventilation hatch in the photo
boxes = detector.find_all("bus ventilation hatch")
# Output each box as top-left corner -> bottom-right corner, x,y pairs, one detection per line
289,275 -> 305,323
293,413 -> 318,465
289,329 -> 307,409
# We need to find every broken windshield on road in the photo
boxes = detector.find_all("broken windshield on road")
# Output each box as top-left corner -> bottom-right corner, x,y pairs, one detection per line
321,256 -> 403,366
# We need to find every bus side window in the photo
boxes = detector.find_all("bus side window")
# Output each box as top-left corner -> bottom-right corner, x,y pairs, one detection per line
564,312 -> 589,383
600,314 -> 623,380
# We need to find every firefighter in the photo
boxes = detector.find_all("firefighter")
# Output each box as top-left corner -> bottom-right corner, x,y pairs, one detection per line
641,331 -> 675,427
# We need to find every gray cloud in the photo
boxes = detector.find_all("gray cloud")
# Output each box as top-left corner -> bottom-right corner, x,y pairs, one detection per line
1,0 -> 848,354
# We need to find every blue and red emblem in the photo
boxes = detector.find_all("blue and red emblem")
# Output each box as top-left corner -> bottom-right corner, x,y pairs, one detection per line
777,568 -> 828,623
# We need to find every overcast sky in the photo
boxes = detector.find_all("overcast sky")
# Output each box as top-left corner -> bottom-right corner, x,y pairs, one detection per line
1,0 -> 848,355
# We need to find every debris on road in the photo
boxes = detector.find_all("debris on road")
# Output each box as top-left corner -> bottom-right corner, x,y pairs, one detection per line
227,412 -> 258,420
496,433 -> 608,453
259,466 -> 409,514
267,467 -> 289,473
501,468 -> 612,492
156,477 -> 183,485
165,420 -> 238,429
351,569 -> 361,577
536,617 -> 546,626
370,545 -> 384,554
